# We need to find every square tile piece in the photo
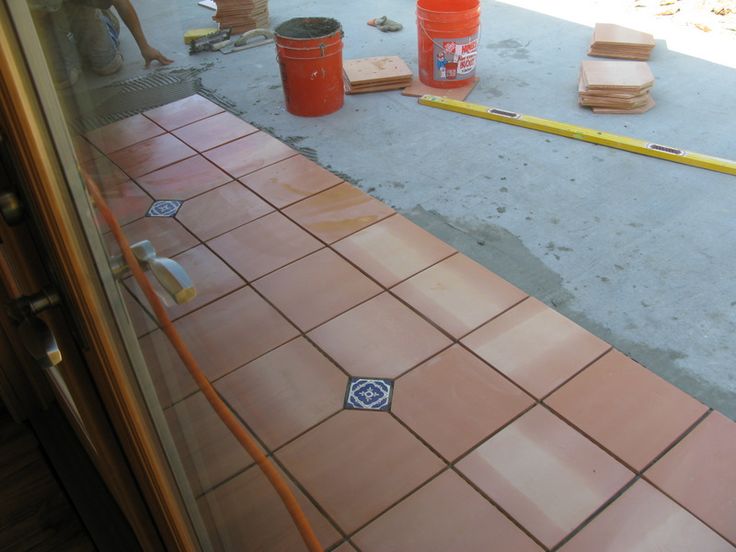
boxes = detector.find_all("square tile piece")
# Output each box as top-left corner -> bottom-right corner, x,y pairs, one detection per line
172,111 -> 258,152
457,405 -> 633,548
126,244 -> 244,320
81,155 -> 130,187
334,214 -> 456,288
253,248 -> 381,331
176,181 -> 273,241
144,95 -> 224,131
198,464 -> 341,552
276,410 -> 444,533
141,287 -> 298,407
146,199 -> 181,217
216,337 -> 347,450
353,470 -> 542,552
283,182 -> 395,243
164,391 -> 253,496
559,480 -> 734,552
240,155 -> 342,208
308,292 -> 452,379
646,412 -> 736,544
105,217 -> 198,259
85,113 -> 165,154
393,345 -> 533,461
203,132 -> 296,178
393,254 -> 527,339
462,297 -> 610,398
97,179 -> 152,226
135,156 -> 231,200
108,134 -> 196,178
207,212 -> 322,281
345,378 -> 393,411
545,350 -> 708,471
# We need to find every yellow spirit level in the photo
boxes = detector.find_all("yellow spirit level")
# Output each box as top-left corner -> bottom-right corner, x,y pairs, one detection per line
419,95 -> 736,177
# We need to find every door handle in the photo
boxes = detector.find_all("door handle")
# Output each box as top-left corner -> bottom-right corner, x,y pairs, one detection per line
8,287 -> 63,369
19,316 -> 62,369
110,240 -> 196,305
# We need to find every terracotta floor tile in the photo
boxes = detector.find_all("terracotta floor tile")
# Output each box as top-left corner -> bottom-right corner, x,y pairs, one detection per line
97,179 -> 152,227
203,132 -> 296,178
240,154 -> 342,208
144,95 -> 225,131
81,155 -> 130,187
197,464 -> 341,552
393,345 -> 533,461
253,248 -> 381,331
105,217 -> 198,259
72,135 -> 102,163
283,183 -> 395,244
333,214 -> 456,288
164,391 -> 253,496
121,287 -> 158,337
108,134 -> 196,178
392,254 -> 528,339
645,412 -> 736,544
176,181 -> 273,241
135,156 -> 232,200
559,480 -> 734,552
545,350 -> 708,471
140,287 -> 299,407
462,297 -> 610,398
216,337 -> 347,450
207,212 -> 322,282
276,410 -> 444,533
457,405 -> 633,548
353,470 -> 542,552
126,244 -> 244,320
84,113 -> 164,154
171,111 -> 259,152
308,292 -> 452,379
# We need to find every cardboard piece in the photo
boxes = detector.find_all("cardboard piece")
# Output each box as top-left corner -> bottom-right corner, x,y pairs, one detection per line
401,77 -> 479,100
343,56 -> 413,94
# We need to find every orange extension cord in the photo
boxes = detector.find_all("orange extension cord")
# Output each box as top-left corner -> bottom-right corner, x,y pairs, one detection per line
82,170 -> 323,552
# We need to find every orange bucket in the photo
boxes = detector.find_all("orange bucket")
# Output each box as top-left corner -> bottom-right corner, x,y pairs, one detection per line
274,18 -> 344,117
416,0 -> 481,88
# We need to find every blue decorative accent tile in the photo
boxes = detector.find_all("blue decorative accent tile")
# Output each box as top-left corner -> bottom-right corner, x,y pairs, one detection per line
147,199 -> 182,217
345,377 -> 393,411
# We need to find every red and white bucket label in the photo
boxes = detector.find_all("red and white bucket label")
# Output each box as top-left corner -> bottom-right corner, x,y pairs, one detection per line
433,35 -> 478,81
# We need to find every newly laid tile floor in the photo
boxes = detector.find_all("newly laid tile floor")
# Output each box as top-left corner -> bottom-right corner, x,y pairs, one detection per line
80,95 -> 736,551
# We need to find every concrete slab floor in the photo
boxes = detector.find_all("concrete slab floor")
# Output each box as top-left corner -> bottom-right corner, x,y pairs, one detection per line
74,0 -> 735,418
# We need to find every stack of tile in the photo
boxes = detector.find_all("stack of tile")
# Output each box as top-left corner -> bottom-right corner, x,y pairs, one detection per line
343,56 -> 412,94
579,60 -> 655,114
588,23 -> 655,60
212,0 -> 269,34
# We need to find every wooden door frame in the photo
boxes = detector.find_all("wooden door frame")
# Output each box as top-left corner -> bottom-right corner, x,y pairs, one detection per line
0,3 -> 203,550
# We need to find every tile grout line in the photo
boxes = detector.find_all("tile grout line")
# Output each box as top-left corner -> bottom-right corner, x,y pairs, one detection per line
193,388 -> 349,545
549,474 -> 641,551
450,465 -> 550,551
635,409 -> 735,546
538,346 -> 614,402
342,466 -> 454,542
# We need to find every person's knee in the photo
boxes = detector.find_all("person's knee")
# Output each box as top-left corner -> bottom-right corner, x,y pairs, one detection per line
68,5 -> 123,74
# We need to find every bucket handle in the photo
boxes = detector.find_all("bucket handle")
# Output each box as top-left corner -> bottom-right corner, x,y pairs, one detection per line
275,29 -> 344,57
418,20 -> 481,61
